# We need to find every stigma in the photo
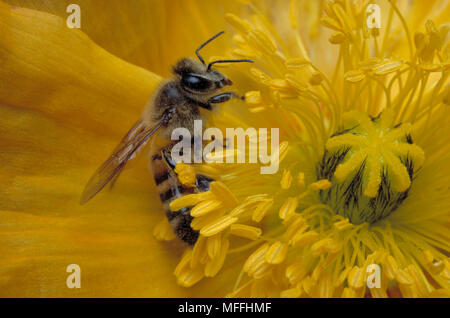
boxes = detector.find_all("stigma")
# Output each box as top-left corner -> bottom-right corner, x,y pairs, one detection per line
316,110 -> 425,224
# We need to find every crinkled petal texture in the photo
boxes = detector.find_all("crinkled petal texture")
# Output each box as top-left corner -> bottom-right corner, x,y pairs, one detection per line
0,1 -> 242,297
4,0 -> 248,76
2,0 -> 450,298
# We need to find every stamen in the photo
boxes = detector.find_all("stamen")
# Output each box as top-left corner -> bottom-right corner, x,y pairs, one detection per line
280,169 -> 293,189
210,182 -> 239,207
169,191 -> 213,211
279,197 -> 298,220
207,234 -> 222,259
252,199 -> 274,222
229,224 -> 262,240
200,215 -> 238,237
290,231 -> 318,248
265,241 -> 288,264
347,266 -> 365,289
191,200 -> 223,217
205,239 -> 230,277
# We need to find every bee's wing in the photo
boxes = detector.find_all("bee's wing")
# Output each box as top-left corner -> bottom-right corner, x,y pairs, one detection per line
80,118 -> 166,205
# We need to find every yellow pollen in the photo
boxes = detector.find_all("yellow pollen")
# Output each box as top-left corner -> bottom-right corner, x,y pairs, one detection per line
174,162 -> 197,187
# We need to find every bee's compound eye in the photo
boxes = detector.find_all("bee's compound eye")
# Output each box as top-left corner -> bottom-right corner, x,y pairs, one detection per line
181,74 -> 212,91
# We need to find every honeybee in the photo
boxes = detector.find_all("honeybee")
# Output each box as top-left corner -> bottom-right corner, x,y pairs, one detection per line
80,31 -> 253,245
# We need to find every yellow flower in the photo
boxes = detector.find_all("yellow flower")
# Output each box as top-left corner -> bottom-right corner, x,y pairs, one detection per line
168,0 -> 450,298
1,0 -> 449,298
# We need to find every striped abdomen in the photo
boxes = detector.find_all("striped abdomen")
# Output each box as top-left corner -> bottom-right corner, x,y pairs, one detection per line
150,147 -> 212,245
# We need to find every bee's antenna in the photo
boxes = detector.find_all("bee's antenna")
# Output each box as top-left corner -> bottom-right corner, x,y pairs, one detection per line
196,31 -> 225,65
207,59 -> 254,71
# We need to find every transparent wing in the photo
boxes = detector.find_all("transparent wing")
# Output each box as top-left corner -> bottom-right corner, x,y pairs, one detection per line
80,118 -> 166,205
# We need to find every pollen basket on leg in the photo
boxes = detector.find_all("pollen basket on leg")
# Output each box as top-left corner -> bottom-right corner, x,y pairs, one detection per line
317,110 -> 425,224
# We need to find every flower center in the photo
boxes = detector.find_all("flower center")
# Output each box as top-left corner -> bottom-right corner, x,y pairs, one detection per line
316,110 -> 425,224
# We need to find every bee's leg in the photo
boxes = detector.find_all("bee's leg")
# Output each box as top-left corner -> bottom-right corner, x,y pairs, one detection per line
208,92 -> 244,104
158,145 -> 215,245
156,146 -> 198,245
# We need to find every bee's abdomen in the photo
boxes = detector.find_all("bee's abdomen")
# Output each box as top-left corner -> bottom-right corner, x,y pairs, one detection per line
151,152 -> 212,245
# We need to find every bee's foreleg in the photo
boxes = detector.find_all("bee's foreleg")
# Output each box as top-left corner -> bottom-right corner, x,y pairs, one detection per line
208,92 -> 244,104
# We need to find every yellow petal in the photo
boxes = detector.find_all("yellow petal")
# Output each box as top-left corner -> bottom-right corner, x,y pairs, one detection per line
0,2 -> 160,138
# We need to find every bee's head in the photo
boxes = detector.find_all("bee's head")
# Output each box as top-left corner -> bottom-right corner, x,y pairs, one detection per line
173,31 -> 253,95
173,58 -> 233,94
